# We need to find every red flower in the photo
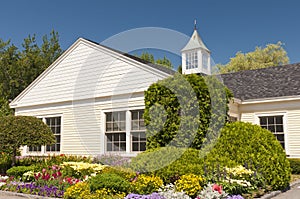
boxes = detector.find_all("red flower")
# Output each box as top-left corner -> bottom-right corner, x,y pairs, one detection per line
57,171 -> 62,177
212,184 -> 222,194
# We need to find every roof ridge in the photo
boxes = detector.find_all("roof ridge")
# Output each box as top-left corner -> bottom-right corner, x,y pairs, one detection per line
81,37 -> 176,75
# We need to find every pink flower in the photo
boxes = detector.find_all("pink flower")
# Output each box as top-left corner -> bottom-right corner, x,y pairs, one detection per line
212,184 -> 222,194
42,168 -> 46,173
57,171 -> 62,177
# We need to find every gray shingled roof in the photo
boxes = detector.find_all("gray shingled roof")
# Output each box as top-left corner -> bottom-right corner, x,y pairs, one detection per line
220,63 -> 300,101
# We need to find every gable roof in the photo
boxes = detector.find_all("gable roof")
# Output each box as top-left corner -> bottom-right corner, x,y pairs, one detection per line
221,63 -> 300,101
10,38 -> 175,108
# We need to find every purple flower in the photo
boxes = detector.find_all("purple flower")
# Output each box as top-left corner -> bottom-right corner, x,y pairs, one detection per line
227,195 -> 244,199
125,193 -> 165,199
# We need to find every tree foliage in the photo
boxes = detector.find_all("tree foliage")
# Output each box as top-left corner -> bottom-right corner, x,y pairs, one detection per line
144,73 -> 232,150
0,116 -> 55,166
0,30 -> 63,115
217,42 -> 289,74
139,52 -> 173,69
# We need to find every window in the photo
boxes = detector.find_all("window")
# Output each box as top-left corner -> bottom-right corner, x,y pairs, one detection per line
28,145 -> 42,152
203,53 -> 208,69
46,117 -> 61,152
131,110 -> 146,151
105,112 -> 126,152
259,115 -> 284,149
186,51 -> 198,69
105,110 -> 147,153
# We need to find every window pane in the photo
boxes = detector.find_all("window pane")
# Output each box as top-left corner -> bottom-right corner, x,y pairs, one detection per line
120,143 -> 126,151
132,121 -> 139,130
113,122 -> 119,131
276,125 -> 284,133
268,125 -> 275,132
268,117 -> 275,125
139,120 -> 145,129
132,143 -> 139,151
107,143 -> 112,151
276,116 -> 283,124
106,122 -> 112,131
119,122 -> 126,131
132,132 -> 139,141
120,133 -> 126,141
140,142 -> 146,151
106,112 -> 112,122
119,112 -> 126,121
132,111 -> 138,120
140,132 -> 146,141
259,117 -> 267,125
106,134 -> 112,142
114,134 -> 120,141
276,134 -> 285,142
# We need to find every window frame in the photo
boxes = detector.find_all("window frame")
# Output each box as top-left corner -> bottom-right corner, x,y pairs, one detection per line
186,51 -> 198,70
105,111 -> 127,152
255,112 -> 288,154
103,107 -> 146,154
130,109 -> 146,152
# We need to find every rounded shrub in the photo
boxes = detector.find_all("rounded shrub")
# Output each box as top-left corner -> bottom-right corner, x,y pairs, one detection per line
101,166 -> 136,181
204,122 -> 291,190
89,173 -> 132,194
130,147 -> 204,183
131,174 -> 163,194
6,165 -> 36,178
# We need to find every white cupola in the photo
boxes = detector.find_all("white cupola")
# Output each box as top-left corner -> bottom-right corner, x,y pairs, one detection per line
181,22 -> 211,75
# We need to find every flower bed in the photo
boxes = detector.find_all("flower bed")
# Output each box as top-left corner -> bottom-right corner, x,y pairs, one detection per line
0,162 -> 266,199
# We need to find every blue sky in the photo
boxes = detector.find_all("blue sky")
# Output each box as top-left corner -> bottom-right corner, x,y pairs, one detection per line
1,0 -> 300,68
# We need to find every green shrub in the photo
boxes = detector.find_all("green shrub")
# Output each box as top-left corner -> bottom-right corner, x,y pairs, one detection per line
101,166 -> 136,181
6,165 -> 35,178
0,152 -> 12,174
204,122 -> 291,190
289,158 -> 300,174
130,147 -> 204,183
0,116 -> 55,166
131,174 -> 163,194
89,173 -> 132,194
144,74 -> 231,150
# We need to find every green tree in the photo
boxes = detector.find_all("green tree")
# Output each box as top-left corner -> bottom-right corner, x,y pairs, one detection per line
0,116 -> 55,166
155,56 -> 173,69
0,30 -> 63,115
217,42 -> 289,74
139,52 -> 173,69
139,52 -> 155,63
144,74 -> 232,150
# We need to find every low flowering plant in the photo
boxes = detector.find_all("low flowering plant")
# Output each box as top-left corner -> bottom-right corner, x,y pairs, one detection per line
197,183 -> 228,199
125,192 -> 165,199
158,183 -> 191,199
226,195 -> 244,199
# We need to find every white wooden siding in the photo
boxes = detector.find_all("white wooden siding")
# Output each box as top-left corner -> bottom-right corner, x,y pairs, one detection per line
287,110 -> 300,157
238,100 -> 300,157
13,41 -> 168,107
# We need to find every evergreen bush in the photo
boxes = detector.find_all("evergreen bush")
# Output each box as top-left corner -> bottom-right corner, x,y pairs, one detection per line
204,122 -> 291,190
